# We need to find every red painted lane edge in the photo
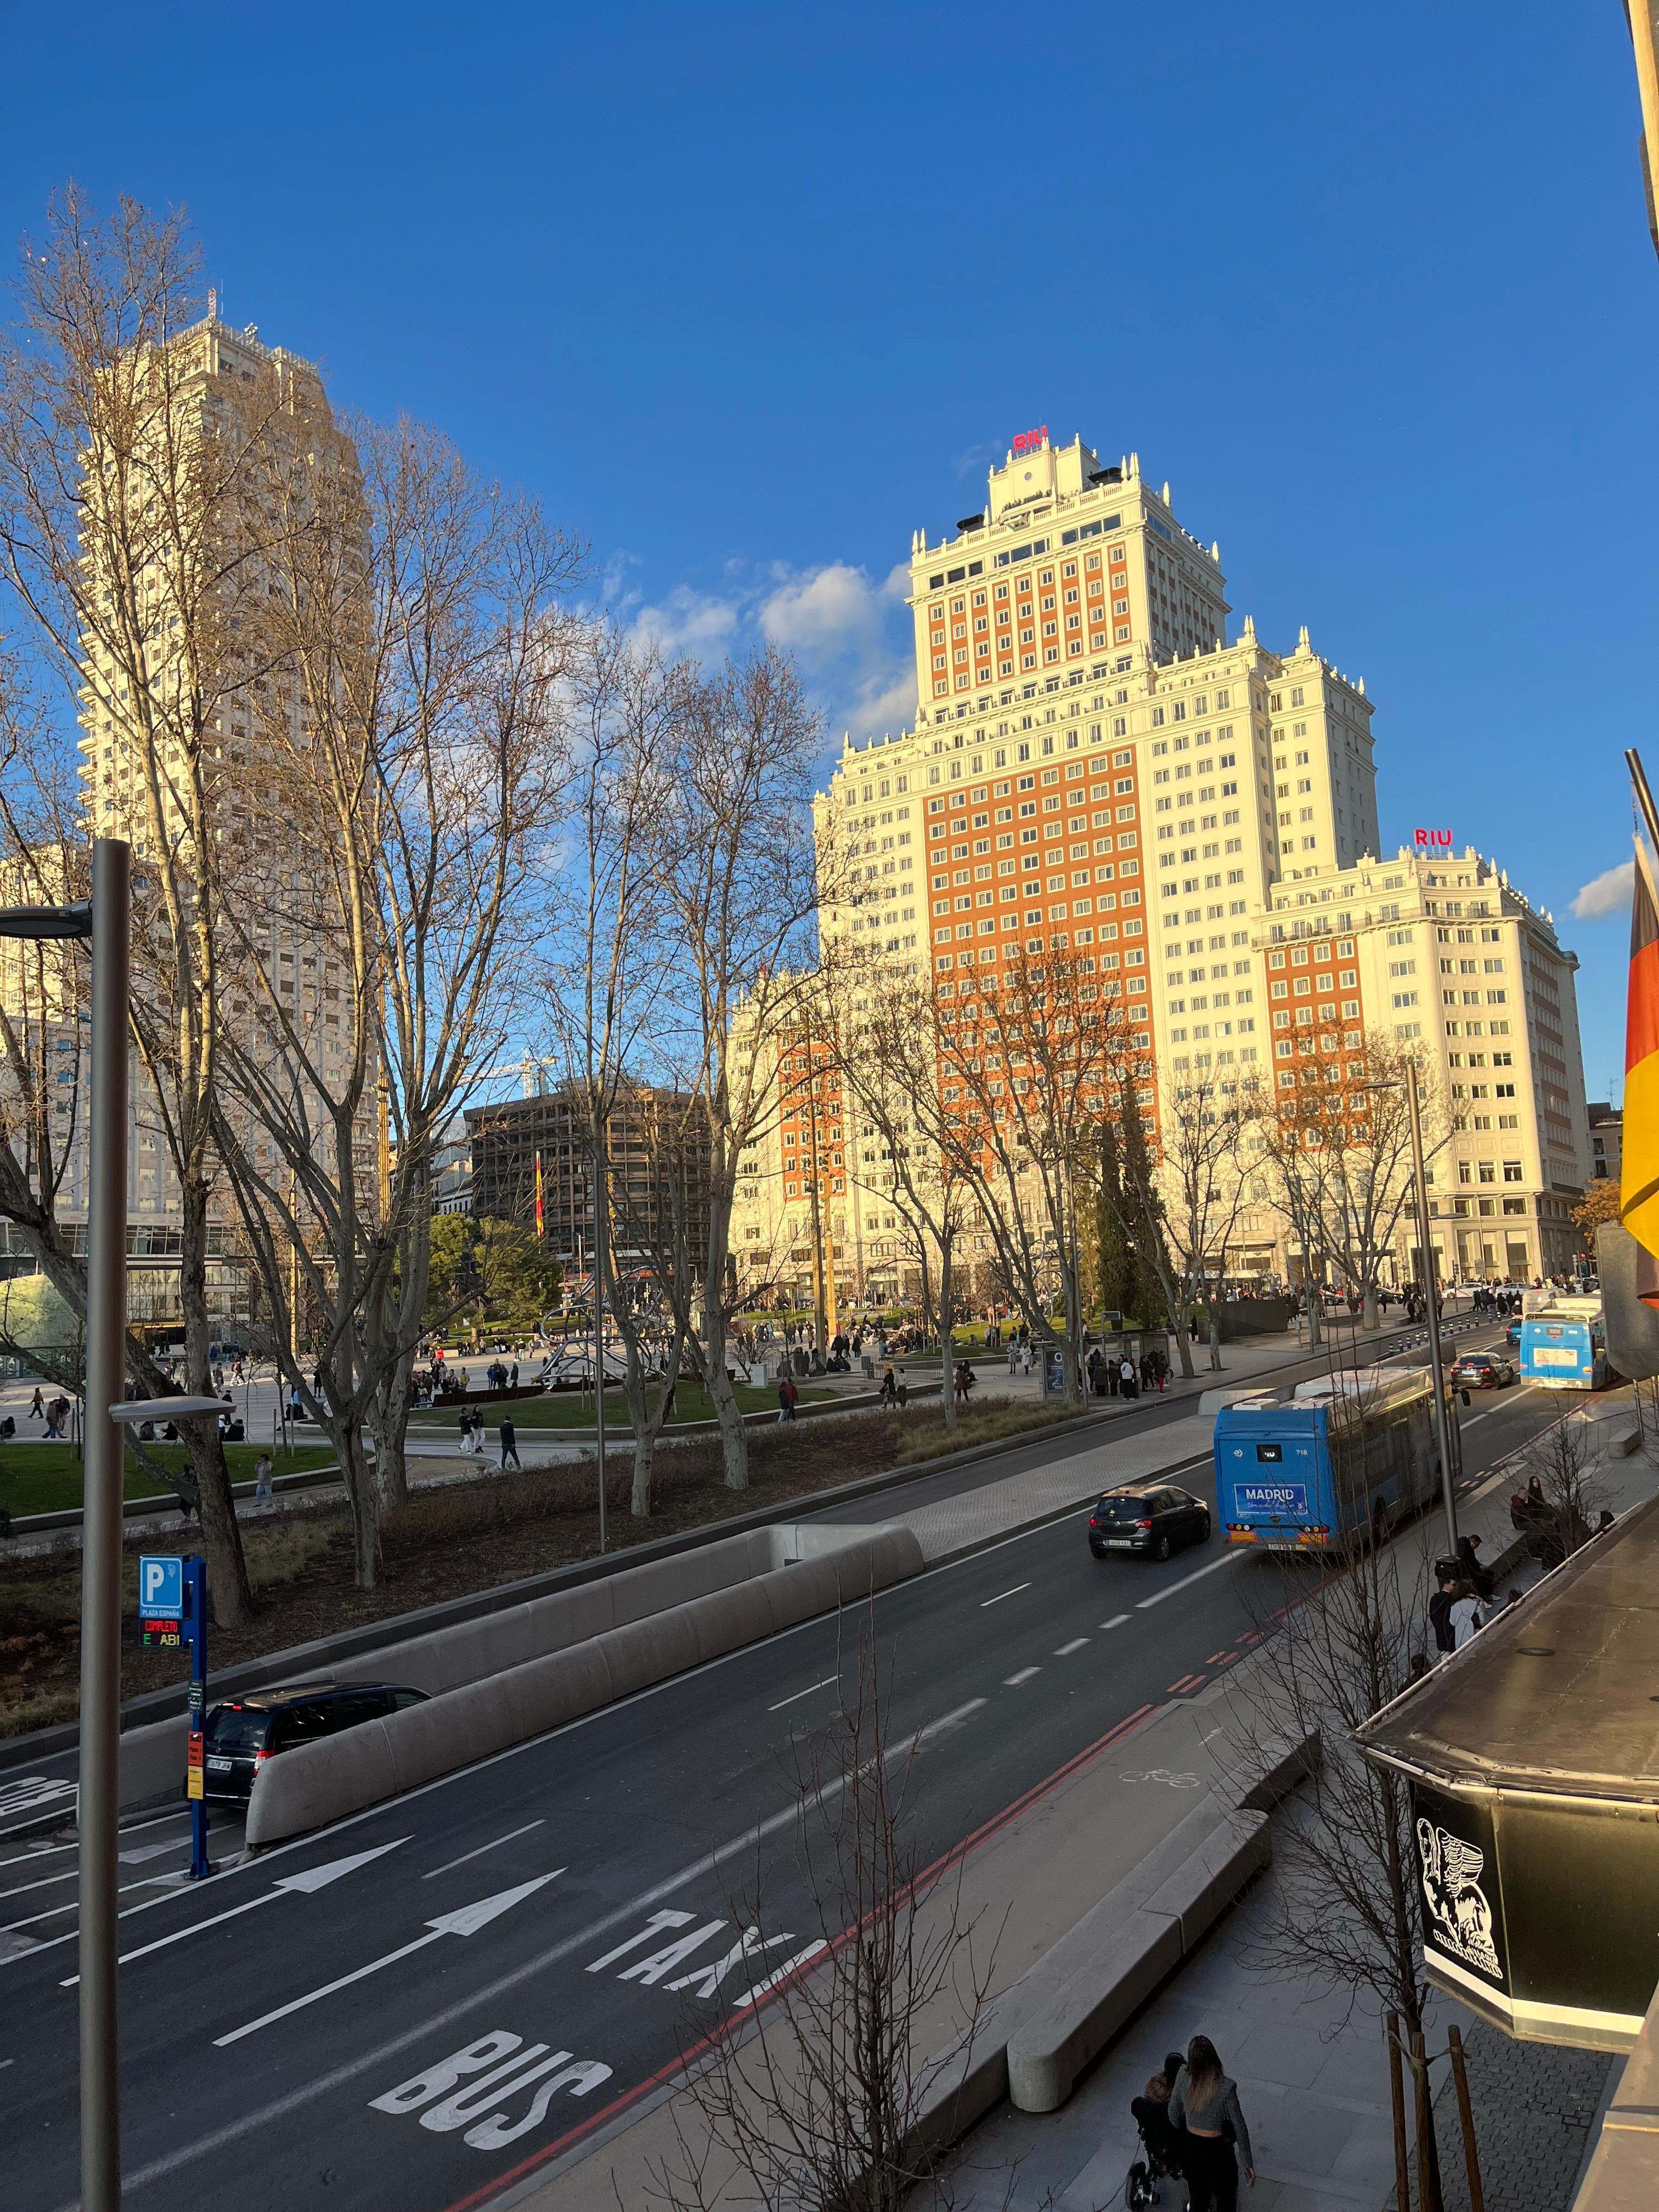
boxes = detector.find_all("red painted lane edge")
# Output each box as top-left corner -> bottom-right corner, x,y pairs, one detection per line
437,1699 -> 1161,2212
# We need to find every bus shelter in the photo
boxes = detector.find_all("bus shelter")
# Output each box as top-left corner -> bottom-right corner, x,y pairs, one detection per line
1356,1491 -> 1659,2053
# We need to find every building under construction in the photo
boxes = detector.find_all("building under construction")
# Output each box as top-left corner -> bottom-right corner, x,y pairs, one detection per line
465,1082 -> 714,1273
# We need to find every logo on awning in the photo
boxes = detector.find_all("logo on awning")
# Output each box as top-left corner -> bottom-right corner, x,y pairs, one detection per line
1417,1818 -> 1501,1981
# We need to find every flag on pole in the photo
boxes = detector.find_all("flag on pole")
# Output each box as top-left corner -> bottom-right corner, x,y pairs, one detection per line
534,1149 -> 545,1239
1622,814 -> 1659,1291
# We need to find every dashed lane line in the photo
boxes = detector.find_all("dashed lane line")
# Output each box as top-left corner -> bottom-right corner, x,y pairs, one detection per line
1003,1667 -> 1042,1686
1053,1638 -> 1089,1656
424,1821 -> 547,1880
766,1675 -> 840,1713
1135,1549 -> 1247,1610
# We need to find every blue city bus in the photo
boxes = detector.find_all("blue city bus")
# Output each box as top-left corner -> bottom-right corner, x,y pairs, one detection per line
1214,1367 -> 1441,1553
1518,1296 -> 1609,1391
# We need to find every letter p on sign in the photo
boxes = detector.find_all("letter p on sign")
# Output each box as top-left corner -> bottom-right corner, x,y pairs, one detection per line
139,1555 -> 183,1615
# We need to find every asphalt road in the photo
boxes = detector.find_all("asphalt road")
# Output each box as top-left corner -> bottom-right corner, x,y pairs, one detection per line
1,1325 -> 1562,2212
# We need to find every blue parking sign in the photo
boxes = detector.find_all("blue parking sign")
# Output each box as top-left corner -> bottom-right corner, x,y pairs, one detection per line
138,1554 -> 183,1616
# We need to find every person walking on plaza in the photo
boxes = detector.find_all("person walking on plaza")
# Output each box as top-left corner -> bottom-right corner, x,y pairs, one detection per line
778,1373 -> 800,1420
29,1384 -> 43,1423
499,1415 -> 520,1469
253,1451 -> 273,1499
1120,1355 -> 1138,1400
1170,2034 -> 1254,2205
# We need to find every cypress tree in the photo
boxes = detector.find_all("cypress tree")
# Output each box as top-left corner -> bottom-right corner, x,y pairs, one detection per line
1096,1122 -> 1135,1322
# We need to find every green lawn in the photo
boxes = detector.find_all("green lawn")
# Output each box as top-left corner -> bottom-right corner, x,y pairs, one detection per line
0,1443 -> 337,1521
422,1380 -> 836,1433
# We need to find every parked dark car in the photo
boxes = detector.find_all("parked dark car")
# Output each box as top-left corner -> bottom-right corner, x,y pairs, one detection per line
1088,1481 -> 1211,1562
1450,1351 -> 1514,1390
202,1680 -> 427,1803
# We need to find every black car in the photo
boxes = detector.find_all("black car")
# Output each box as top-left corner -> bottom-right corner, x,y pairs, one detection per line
202,1680 -> 428,1802
1089,1482 -> 1211,1562
1450,1351 -> 1514,1390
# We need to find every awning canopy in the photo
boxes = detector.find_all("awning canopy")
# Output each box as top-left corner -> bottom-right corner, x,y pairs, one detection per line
1356,1490 -> 1659,2052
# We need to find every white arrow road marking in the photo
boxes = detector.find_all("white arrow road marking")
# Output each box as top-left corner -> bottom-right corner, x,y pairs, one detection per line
212,1871 -> 563,2047
59,1838 -> 410,1987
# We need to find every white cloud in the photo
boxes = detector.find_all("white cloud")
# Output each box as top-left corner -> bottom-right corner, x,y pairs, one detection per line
629,581 -> 741,660
1572,860 -> 1634,919
619,555 -> 917,753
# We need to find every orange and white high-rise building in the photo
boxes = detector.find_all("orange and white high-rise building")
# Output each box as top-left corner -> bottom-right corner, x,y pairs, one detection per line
731,430 -> 1589,1303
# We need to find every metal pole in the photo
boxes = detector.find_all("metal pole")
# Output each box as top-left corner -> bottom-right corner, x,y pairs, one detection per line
78,836 -> 130,2212
1409,1060 -> 1460,1554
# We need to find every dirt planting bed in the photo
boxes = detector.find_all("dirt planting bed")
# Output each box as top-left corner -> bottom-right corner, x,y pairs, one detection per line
0,1396 -> 1078,1736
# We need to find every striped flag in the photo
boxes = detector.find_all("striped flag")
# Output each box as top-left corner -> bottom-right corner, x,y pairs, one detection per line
534,1149 -> 545,1239
1623,817 -> 1659,1295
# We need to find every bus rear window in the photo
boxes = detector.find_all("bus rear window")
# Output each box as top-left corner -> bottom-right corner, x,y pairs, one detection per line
1254,1443 -> 1283,1463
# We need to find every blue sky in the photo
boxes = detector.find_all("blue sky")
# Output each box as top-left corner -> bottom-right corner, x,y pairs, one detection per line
2,0 -> 1654,1093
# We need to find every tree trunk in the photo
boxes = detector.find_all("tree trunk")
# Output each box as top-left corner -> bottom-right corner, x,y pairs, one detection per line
335,1415 -> 380,1590
939,1232 -> 956,1431
1306,1288 -> 1323,1348
1363,1283 -> 1380,1333
1173,1312 -> 1196,1379
1208,1312 -> 1222,1370
371,1343 -> 416,1515
702,1310 -> 748,1489
179,1181 -> 252,1628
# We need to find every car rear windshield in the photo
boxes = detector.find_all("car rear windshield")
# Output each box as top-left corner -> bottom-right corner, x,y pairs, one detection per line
1096,1495 -> 1148,1519
206,1705 -> 270,1755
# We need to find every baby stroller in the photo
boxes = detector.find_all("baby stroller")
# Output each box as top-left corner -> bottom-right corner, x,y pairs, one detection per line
1126,2063 -> 1186,2209
1126,2097 -> 1182,2207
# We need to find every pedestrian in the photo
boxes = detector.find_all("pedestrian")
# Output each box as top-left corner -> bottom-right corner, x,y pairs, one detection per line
29,1384 -> 43,1421
499,1415 -> 520,1469
44,1396 -> 64,1440
1456,1532 -> 1494,1603
1170,2034 -> 1254,2207
1449,1582 -> 1485,1650
510,1361 -> 520,1389
458,1407 -> 475,1456
1429,1559 -> 1460,1655
1120,1355 -> 1137,1400
778,1374 -> 800,1421
253,1451 -> 273,1499
1107,1351 -> 1120,1396
879,1364 -> 898,1407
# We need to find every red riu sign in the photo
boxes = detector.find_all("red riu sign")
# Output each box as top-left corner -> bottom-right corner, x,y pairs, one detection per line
1012,426 -> 1048,456
1414,828 -> 1452,849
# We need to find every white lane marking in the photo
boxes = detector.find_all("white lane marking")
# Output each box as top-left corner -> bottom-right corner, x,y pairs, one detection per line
213,1872 -> 563,2046
59,1838 -> 408,1986
981,1582 -> 1032,1607
1135,1550 -> 1246,1610
424,1822 -> 545,1880
0,1866 -> 78,1903
1101,1614 -> 1132,1629
1054,1638 -> 1090,1656
2,1868 -> 183,1933
0,1840 -> 79,1870
915,1697 -> 986,1741
768,1675 -> 839,1713
53,1695 -> 1013,2200
1003,1667 -> 1041,1686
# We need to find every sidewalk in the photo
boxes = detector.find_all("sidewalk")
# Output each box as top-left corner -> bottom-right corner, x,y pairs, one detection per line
926,1413 -> 1659,2212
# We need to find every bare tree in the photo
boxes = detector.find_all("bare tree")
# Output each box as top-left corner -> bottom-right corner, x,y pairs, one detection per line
922,939 -> 1136,1406
1245,1068 -> 1334,1347
648,646 -> 826,1491
813,953 -> 968,1429
0,191 -> 293,1620
1155,1068 -> 1249,1372
541,623 -> 690,1517
645,1632 -> 997,2212
208,414 -> 575,1587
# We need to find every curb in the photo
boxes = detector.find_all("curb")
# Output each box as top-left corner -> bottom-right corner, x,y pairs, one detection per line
0,1316 -> 1483,1772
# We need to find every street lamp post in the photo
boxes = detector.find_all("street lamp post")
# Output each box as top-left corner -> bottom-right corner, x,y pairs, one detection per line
0,843 -> 224,2212
1359,1062 -> 1460,1556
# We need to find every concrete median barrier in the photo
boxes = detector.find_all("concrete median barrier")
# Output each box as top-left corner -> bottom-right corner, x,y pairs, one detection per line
1005,1804 -> 1270,2112
242,1521 -> 923,1850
